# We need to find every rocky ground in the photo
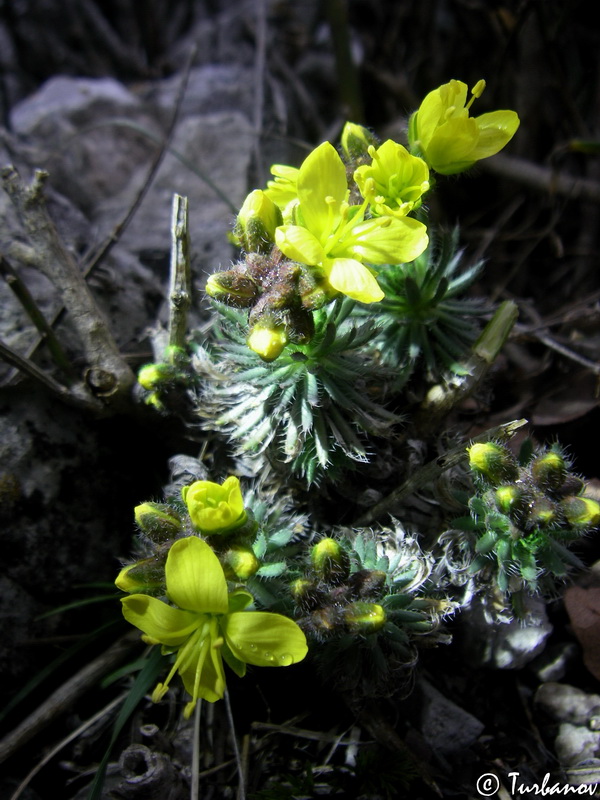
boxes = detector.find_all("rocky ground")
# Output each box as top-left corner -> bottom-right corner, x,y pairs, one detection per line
1,1 -> 600,798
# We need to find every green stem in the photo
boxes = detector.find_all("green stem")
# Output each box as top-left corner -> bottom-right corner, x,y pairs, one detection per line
191,698 -> 202,800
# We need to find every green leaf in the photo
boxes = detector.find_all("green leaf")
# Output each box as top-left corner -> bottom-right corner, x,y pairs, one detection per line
475,531 -> 498,554
253,530 -> 268,559
257,561 -> 288,578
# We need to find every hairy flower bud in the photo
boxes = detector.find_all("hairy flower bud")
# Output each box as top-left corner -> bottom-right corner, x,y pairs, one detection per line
205,269 -> 259,308
223,544 -> 261,580
468,442 -> 518,485
494,485 -> 527,517
340,122 -> 379,161
344,601 -> 387,633
247,319 -> 288,362
561,496 -> 600,528
527,496 -> 558,528
348,569 -> 387,599
233,190 -> 283,254
310,538 -> 350,584
138,363 -> 177,391
531,450 -> 567,492
291,578 -> 327,612
115,556 -> 166,595
134,502 -> 183,543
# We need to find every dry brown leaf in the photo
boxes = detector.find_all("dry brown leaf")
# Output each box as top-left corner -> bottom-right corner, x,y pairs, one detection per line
564,585 -> 600,680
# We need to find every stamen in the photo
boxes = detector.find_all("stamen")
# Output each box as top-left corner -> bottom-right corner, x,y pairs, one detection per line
151,627 -> 202,705
189,620 -> 213,711
466,80 -> 486,110
444,106 -> 456,121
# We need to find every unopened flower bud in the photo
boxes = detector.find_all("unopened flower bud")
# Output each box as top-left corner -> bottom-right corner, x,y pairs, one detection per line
134,502 -> 183,543
468,442 -> 518,485
494,485 -> 527,517
561,496 -> 600,528
344,601 -> 387,633
531,450 -> 567,492
559,474 -> 586,497
310,605 -> 341,635
247,320 -> 288,362
340,122 -> 379,161
205,269 -> 259,308
233,190 -> 283,254
115,556 -> 166,595
527,496 -> 558,527
138,363 -> 175,391
310,538 -> 350,584
348,569 -> 387,599
297,265 -> 336,311
291,578 -> 326,611
223,544 -> 261,580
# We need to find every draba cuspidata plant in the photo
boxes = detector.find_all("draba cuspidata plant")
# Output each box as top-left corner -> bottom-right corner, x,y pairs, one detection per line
118,79 -> 596,737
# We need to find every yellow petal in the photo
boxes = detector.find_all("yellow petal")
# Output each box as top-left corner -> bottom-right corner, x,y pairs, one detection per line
327,258 -> 384,303
121,595 -> 199,646
472,110 -> 520,160
416,80 -> 468,149
179,634 -> 227,705
223,611 -> 308,667
348,216 -> 429,265
297,142 -> 347,238
276,224 -> 326,266
166,537 -> 228,614
425,117 -> 479,174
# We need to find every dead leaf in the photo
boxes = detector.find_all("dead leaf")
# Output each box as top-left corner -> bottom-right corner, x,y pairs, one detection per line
564,585 -> 600,680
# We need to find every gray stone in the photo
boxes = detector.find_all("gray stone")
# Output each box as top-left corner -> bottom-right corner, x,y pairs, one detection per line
146,64 -> 256,124
460,595 -> 553,669
417,678 -> 485,755
531,642 -> 579,683
535,682 -> 600,727
9,75 -> 162,215
95,111 -> 254,280
554,723 -> 600,767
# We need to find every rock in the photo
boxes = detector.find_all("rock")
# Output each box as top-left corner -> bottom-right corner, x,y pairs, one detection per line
417,679 -> 485,755
530,642 -> 580,683
554,723 -> 600,767
535,683 -> 600,727
146,64 -> 256,124
9,75 -> 162,216
95,111 -> 254,279
460,594 -> 553,669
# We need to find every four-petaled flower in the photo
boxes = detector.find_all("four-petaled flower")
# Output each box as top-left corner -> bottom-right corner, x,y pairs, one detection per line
408,79 -> 520,175
354,140 -> 430,218
121,537 -> 308,718
274,142 -> 429,303
182,476 -> 247,534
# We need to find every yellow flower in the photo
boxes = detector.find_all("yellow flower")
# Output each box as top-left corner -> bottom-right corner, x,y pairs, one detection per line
120,537 -> 308,716
354,140 -> 430,218
264,164 -> 300,213
408,79 -> 520,175
275,142 -> 428,303
182,476 -> 247,533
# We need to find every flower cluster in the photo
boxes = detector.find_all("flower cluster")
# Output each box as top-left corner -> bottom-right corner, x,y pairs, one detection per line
203,77 -> 519,364
116,476 -> 308,716
454,441 -> 600,615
